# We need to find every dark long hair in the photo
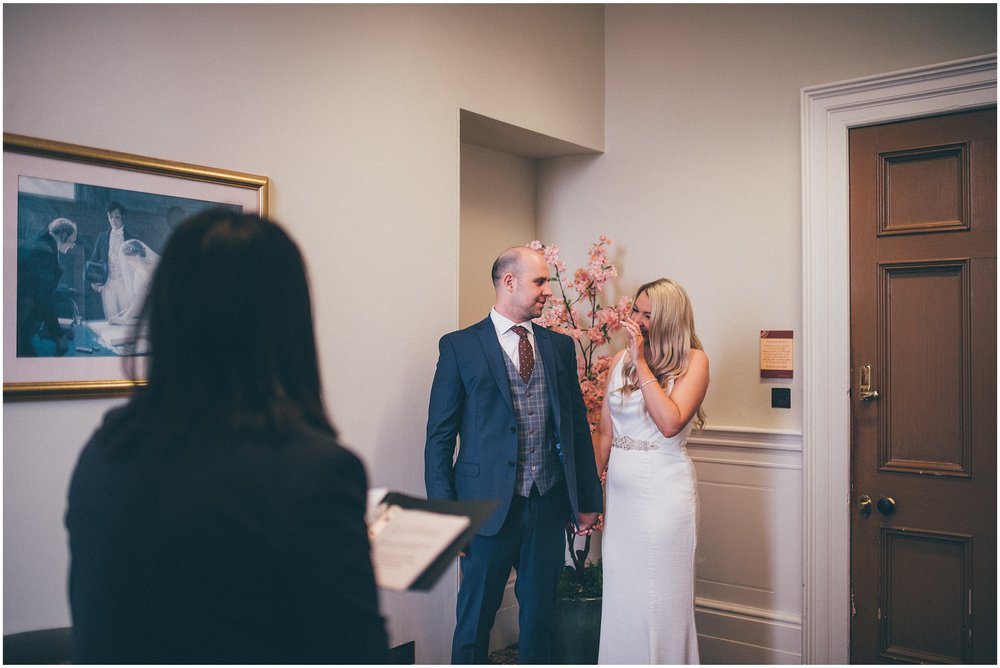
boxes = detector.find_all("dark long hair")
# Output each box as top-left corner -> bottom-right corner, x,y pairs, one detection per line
118,209 -> 334,446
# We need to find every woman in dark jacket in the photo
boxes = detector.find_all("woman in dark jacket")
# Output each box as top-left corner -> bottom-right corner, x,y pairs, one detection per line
66,210 -> 389,664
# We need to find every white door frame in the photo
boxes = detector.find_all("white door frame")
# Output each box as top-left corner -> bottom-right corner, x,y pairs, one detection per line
800,53 -> 996,664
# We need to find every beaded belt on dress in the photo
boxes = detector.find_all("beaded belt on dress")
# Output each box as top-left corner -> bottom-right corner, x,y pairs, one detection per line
611,435 -> 657,451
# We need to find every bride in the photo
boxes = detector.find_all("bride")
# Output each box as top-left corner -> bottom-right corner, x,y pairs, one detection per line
596,278 -> 709,665
109,239 -> 160,325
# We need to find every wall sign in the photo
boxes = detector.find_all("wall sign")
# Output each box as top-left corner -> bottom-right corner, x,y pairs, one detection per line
760,330 -> 793,378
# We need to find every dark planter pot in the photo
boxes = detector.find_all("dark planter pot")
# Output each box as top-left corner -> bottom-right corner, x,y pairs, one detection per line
552,595 -> 602,664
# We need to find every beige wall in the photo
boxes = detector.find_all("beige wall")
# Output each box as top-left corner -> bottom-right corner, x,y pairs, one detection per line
3,2 -> 995,663
533,5 -> 993,660
538,3 -> 996,432
2,5 -> 604,662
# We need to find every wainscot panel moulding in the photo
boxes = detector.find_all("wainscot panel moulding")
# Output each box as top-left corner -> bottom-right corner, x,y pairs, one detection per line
688,426 -> 803,452
695,601 -> 803,664
697,596 -> 802,626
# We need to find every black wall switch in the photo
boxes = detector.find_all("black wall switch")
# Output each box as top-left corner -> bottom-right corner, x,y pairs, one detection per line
771,387 -> 791,409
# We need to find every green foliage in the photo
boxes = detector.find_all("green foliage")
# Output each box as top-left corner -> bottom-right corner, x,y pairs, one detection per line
557,558 -> 603,599
558,528 -> 602,599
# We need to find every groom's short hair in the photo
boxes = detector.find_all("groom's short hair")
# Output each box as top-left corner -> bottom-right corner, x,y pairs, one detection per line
491,247 -> 536,286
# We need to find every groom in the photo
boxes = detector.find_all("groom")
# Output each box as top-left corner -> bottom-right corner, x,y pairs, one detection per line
425,246 -> 603,664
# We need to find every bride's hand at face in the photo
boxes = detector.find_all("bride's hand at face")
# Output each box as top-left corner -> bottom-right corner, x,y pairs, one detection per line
623,317 -> 645,364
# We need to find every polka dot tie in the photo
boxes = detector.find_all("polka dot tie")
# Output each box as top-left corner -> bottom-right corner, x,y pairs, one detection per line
511,325 -> 534,384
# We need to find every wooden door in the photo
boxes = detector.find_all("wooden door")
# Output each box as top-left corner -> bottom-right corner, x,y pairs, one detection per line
849,108 -> 996,664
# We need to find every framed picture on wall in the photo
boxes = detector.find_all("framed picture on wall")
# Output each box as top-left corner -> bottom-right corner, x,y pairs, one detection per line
3,133 -> 269,400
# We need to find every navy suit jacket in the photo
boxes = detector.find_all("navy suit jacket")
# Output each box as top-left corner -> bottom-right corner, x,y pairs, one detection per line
424,315 -> 603,536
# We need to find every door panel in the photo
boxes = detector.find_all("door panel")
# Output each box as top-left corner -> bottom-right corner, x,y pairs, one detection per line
849,108 -> 996,664
882,261 -> 968,474
881,528 -> 972,663
882,144 -> 969,233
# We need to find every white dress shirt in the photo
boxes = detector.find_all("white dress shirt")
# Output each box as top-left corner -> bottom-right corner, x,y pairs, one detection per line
490,308 -> 536,375
108,227 -> 124,279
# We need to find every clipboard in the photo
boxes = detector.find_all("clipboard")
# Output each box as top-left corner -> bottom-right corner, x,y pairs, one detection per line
368,491 -> 499,591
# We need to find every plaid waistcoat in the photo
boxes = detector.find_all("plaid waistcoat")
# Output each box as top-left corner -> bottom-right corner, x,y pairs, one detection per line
501,348 -> 564,497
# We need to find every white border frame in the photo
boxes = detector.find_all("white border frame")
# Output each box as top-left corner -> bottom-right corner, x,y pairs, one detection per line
800,54 -> 996,663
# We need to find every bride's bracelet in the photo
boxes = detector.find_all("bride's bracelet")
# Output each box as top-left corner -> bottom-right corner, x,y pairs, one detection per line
638,378 -> 657,390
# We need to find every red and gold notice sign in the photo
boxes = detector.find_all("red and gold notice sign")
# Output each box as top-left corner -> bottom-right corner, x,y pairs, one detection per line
760,330 -> 793,378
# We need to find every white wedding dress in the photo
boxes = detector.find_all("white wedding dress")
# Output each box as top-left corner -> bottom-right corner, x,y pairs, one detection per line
598,355 -> 700,664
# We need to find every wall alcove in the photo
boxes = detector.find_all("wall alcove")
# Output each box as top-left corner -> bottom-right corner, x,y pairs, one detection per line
457,109 -> 601,328
456,109 -> 602,651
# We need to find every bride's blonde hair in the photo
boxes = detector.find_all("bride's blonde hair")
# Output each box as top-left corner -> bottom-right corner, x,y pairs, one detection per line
622,278 -> 706,429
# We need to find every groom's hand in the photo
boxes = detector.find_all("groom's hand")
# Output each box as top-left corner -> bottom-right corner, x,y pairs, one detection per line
576,512 -> 599,535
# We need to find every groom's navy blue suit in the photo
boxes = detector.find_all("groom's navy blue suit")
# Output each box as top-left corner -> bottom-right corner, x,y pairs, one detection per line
425,314 -> 603,663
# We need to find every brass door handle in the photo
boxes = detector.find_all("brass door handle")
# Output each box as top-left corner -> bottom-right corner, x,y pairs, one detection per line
859,364 -> 880,402
859,495 -> 872,517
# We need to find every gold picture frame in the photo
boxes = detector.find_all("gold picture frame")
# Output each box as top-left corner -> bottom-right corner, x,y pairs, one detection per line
4,133 -> 269,400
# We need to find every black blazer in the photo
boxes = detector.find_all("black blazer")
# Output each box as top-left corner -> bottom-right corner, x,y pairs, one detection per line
16,232 -> 63,341
66,408 -> 389,664
87,226 -> 137,284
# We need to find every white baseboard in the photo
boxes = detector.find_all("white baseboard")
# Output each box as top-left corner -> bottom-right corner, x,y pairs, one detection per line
696,597 -> 802,664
